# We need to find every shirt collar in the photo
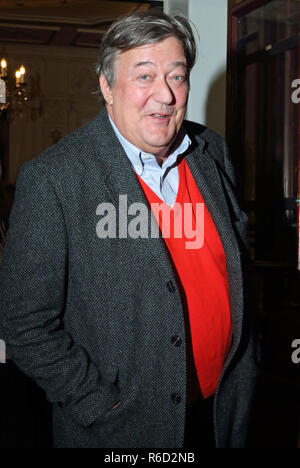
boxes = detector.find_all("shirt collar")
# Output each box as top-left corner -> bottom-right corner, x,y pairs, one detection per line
108,115 -> 191,176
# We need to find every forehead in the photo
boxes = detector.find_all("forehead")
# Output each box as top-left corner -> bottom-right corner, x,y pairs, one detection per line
115,36 -> 187,71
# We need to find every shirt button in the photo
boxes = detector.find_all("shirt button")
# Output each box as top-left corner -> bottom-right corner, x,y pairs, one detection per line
166,280 -> 176,293
171,393 -> 182,405
171,335 -> 182,348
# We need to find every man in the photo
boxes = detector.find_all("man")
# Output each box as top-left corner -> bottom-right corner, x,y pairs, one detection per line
0,10 -> 259,448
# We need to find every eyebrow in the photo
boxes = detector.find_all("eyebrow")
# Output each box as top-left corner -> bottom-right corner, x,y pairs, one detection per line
133,61 -> 187,69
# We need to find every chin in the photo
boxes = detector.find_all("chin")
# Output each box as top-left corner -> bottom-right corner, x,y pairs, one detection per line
144,134 -> 176,150
145,141 -> 172,153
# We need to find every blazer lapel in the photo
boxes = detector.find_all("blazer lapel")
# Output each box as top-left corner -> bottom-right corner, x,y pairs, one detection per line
91,110 -> 176,277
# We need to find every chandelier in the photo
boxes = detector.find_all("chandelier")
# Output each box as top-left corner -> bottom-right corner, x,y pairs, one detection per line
0,58 -> 29,117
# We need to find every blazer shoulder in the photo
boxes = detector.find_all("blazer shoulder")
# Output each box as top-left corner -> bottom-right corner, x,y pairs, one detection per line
184,120 -> 228,162
184,119 -> 226,145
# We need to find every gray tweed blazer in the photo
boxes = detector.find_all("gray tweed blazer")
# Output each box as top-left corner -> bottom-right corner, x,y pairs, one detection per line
0,109 -> 259,448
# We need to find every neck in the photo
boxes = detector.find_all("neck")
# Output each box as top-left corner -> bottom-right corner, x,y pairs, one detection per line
153,150 -> 170,167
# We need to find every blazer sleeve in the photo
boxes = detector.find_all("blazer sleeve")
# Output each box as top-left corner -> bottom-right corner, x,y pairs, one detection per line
0,162 -> 120,427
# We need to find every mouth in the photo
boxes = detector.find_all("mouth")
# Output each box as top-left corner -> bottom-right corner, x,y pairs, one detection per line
149,113 -> 172,122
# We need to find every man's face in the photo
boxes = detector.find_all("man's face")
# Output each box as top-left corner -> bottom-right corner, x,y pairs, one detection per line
100,36 -> 189,158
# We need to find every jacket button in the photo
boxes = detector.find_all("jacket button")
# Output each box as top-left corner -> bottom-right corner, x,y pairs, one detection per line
171,393 -> 182,405
171,335 -> 182,347
166,280 -> 176,293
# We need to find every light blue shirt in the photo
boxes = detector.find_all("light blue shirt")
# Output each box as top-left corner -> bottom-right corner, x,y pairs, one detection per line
109,116 -> 191,207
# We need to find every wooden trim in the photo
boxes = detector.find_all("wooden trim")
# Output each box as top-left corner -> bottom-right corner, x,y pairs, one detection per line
231,0 -> 272,16
226,0 -> 274,192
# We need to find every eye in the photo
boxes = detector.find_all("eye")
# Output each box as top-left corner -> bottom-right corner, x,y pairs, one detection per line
139,75 -> 151,81
172,75 -> 186,82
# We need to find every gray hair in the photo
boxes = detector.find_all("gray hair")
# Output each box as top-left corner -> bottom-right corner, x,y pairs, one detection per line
96,9 -> 197,100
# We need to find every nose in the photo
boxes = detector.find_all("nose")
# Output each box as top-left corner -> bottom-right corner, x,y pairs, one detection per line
152,77 -> 175,106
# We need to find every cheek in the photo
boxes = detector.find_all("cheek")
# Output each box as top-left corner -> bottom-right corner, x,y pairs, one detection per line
133,89 -> 152,111
176,87 -> 189,107
120,84 -> 150,108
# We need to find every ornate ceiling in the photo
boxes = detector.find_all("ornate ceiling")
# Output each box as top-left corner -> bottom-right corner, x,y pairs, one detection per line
0,0 -> 159,48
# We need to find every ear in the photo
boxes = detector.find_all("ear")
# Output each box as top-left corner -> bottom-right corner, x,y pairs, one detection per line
99,74 -> 113,106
